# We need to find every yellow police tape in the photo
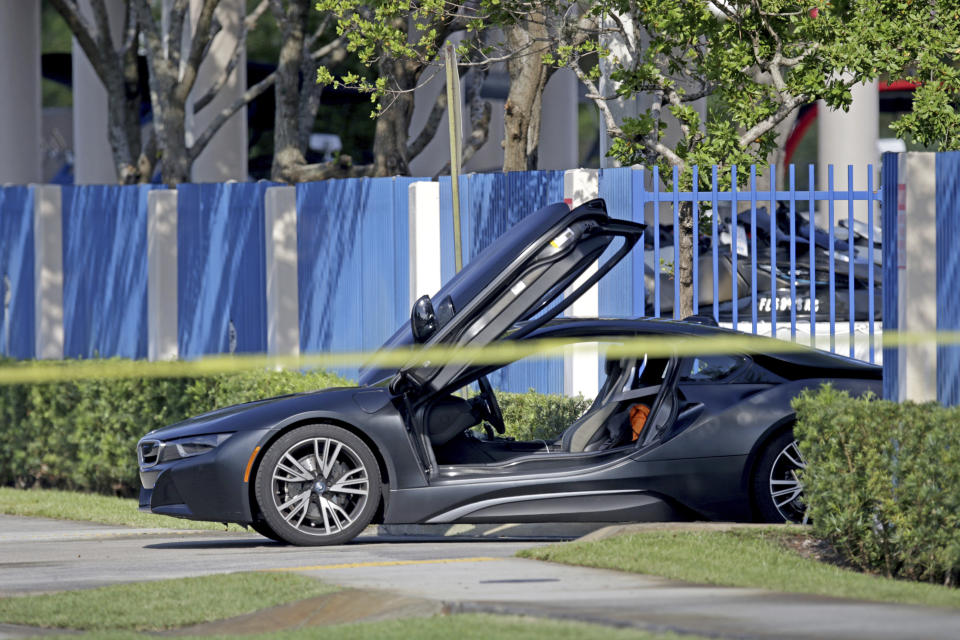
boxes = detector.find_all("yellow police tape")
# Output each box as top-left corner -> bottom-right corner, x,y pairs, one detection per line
0,330 -> 957,386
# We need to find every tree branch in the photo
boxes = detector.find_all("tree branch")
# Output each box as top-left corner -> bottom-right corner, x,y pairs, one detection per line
48,0 -> 108,79
571,63 -> 623,140
189,70 -> 277,161
738,93 -> 807,146
166,0 -> 189,68
89,0 -> 115,53
282,155 -> 375,181
120,1 -> 137,56
193,0 -> 269,113
133,0 -> 169,134
176,0 -> 220,103
406,88 -> 447,159
305,13 -> 333,50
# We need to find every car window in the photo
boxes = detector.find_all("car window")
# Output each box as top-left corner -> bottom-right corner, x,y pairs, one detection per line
682,355 -> 743,382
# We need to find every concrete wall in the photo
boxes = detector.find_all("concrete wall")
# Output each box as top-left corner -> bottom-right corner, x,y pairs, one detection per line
0,2 -> 41,185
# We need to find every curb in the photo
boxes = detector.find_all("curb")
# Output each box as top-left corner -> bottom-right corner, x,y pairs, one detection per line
364,522 -> 612,540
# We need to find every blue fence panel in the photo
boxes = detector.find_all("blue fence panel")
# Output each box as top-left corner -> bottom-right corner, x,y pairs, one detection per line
598,168 -> 635,319
936,152 -> 960,405
439,171 -> 565,284
0,186 -> 34,359
178,183 -> 270,358
439,171 -> 565,394
298,177 -> 416,380
61,185 -> 152,359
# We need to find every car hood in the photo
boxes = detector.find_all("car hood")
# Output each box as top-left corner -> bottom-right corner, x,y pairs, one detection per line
142,386 -> 362,441
361,198 -> 644,392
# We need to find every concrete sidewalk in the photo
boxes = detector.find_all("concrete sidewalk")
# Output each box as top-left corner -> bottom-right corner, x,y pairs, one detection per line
1,515 -> 959,639
299,555 -> 960,640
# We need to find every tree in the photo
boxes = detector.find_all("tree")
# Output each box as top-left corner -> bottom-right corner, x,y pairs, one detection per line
860,0 -> 960,149
265,0 -> 379,182
48,0 -> 149,183
561,0 -> 855,318
502,14 -> 556,171
538,0 -> 960,316
133,0 -> 283,185
316,1 -> 507,175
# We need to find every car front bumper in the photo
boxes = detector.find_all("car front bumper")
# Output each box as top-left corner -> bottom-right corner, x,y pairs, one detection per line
138,428 -> 269,524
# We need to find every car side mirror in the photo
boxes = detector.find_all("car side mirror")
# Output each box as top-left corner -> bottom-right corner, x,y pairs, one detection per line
411,295 -> 437,343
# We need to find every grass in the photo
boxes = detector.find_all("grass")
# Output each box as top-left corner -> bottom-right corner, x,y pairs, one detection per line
0,572 -> 337,631
0,487 -> 244,531
519,527 -> 960,610
43,614 -> 703,640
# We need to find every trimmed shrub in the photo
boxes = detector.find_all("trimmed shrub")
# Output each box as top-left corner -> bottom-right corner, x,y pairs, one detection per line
0,366 -> 349,495
498,389 -> 590,442
0,364 -> 588,496
794,385 -> 960,586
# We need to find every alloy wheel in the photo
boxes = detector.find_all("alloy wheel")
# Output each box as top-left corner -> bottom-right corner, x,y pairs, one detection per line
768,439 -> 808,523
268,436 -> 371,537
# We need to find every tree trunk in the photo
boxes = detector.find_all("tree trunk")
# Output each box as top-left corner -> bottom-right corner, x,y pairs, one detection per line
104,72 -> 143,183
502,18 -> 550,172
371,58 -> 418,177
48,0 -> 145,184
155,85 -> 191,185
271,0 -> 308,182
677,200 -> 695,318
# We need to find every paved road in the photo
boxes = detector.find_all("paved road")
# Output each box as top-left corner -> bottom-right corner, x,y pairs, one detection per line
2,515 -> 960,640
0,515 -> 537,596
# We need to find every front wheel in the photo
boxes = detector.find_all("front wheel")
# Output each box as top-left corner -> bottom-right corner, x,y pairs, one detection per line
248,520 -> 286,544
254,424 -> 382,546
752,430 -> 808,524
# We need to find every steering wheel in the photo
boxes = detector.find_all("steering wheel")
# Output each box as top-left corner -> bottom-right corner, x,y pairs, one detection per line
476,375 -> 506,434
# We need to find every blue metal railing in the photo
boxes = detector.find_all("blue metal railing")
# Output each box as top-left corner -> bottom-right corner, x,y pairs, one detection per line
631,164 -> 882,364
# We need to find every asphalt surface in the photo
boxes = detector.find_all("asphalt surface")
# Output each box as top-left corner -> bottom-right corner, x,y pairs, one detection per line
2,515 -> 960,639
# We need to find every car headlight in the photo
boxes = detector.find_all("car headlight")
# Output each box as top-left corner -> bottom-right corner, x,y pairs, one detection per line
158,433 -> 234,463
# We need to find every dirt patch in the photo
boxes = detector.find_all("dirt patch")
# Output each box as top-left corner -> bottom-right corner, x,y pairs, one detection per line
161,589 -> 442,636
777,531 -> 860,571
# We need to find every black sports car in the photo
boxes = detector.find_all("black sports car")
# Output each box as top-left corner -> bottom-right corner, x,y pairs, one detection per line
136,199 -> 881,545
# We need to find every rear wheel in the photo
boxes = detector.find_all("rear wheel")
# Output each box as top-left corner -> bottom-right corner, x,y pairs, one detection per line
254,424 -> 381,546
752,430 -> 808,523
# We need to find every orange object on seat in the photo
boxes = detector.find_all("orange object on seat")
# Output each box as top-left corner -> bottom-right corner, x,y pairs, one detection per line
629,404 -> 650,441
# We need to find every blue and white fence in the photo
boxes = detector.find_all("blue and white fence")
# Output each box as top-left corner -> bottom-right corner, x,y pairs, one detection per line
882,151 -> 960,406
0,164 -> 890,395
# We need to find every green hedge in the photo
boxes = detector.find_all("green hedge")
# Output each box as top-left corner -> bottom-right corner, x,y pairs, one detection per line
794,385 -> 960,586
0,367 -> 350,495
0,365 -> 588,496
499,389 -> 590,442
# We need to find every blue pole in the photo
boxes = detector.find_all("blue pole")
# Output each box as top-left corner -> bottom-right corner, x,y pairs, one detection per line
632,168 -> 647,318
829,165 -> 836,353
809,164 -> 816,347
673,165 -> 680,320
868,165 -> 875,363
731,165 -> 739,331
789,164 -> 797,342
770,164 -> 777,335
847,164 -> 855,358
692,165 -> 699,316
712,165 -> 719,323
653,166 -> 661,319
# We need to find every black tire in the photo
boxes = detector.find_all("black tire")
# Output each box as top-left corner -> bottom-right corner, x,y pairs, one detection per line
752,429 -> 807,523
254,424 -> 381,546
249,520 -> 287,544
